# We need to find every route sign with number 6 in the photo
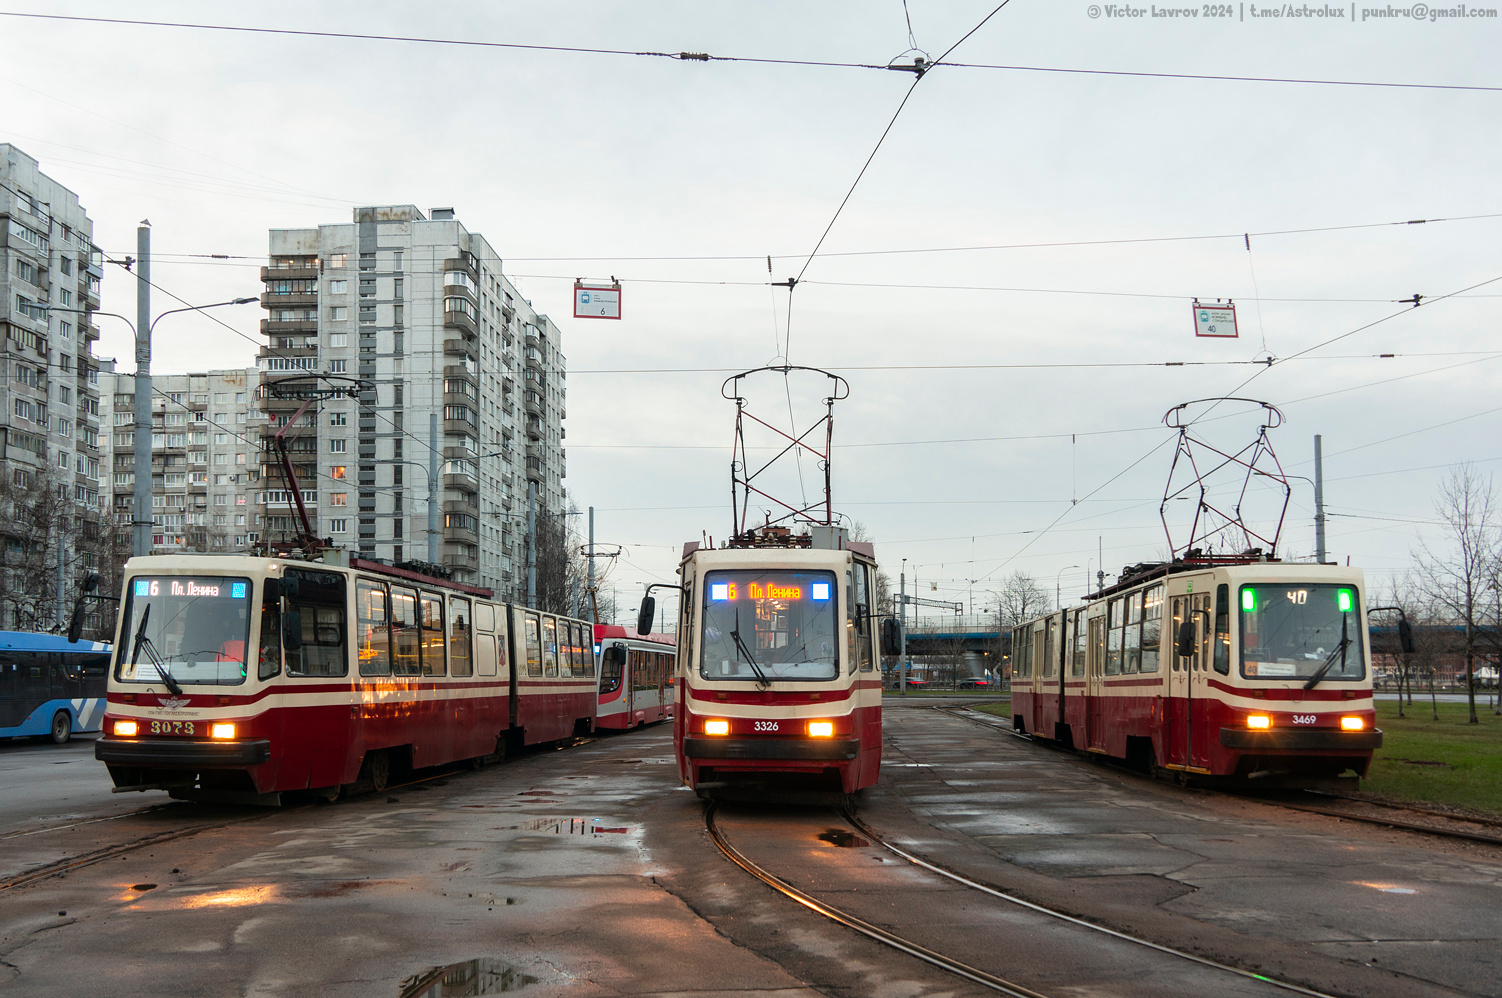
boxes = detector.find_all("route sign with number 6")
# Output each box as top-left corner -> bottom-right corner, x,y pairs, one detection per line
574,282 -> 622,320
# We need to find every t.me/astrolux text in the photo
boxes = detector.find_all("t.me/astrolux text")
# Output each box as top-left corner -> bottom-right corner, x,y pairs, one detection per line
1087,3 -> 1497,18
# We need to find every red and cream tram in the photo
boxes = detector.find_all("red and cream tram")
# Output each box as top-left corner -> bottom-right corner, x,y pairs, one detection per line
1010,560 -> 1381,785
595,624 -> 676,730
94,554 -> 599,804
641,531 -> 884,797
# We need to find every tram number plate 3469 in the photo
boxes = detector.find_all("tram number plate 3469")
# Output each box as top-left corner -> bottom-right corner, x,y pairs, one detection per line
149,719 -> 196,735
753,720 -> 780,732
1291,715 -> 1317,725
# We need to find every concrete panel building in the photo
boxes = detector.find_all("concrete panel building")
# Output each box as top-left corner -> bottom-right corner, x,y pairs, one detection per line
0,145 -> 105,628
258,205 -> 566,596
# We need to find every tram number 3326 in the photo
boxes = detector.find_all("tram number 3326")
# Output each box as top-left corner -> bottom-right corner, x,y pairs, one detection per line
753,721 -> 780,732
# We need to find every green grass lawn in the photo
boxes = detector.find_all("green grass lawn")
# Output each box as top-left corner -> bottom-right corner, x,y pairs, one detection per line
948,698 -> 1502,816
1363,699 -> 1502,816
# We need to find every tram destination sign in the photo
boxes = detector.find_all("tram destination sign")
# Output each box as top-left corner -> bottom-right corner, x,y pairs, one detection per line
1193,301 -> 1238,338
574,280 -> 621,320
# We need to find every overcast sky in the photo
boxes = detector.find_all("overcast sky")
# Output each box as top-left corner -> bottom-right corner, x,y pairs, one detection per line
5,1 -> 1498,620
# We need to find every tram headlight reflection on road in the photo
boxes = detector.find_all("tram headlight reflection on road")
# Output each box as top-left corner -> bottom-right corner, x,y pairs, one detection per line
704,719 -> 730,736
1246,714 -> 1272,730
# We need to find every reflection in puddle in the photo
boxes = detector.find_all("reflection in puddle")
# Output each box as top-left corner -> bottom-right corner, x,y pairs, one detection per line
502,816 -> 631,835
817,828 -> 870,848
400,958 -> 536,996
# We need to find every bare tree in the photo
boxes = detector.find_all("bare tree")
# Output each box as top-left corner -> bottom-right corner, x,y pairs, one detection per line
996,570 -> 1051,631
534,504 -> 588,618
1415,464 -> 1500,723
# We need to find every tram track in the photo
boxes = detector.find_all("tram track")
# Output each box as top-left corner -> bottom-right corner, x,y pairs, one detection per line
706,802 -> 1341,998
0,768 -> 458,896
935,702 -> 1502,848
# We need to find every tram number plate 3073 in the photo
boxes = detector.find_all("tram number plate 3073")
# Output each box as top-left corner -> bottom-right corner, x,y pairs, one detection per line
753,720 -> 780,732
149,719 -> 196,735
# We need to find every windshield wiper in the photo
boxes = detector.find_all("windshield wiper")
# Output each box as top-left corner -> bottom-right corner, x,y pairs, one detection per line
730,607 -> 771,689
1303,614 -> 1350,691
130,605 -> 184,696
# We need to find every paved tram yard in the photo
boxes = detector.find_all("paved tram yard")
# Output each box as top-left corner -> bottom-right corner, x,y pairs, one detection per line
0,704 -> 1498,997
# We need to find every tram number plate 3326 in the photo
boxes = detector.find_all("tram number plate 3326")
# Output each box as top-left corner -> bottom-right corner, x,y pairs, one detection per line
753,720 -> 780,732
149,719 -> 196,735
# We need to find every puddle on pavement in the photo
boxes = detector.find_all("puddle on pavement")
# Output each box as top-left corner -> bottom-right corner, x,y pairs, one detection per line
502,816 -> 631,835
817,828 -> 870,848
400,958 -> 536,996
131,883 -> 157,892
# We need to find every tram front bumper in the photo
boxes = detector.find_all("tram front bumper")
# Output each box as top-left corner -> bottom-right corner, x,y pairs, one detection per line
682,737 -> 859,762
95,736 -> 272,769
1219,727 -> 1383,751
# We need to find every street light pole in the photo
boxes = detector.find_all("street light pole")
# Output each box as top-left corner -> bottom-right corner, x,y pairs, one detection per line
134,222 -> 151,559
1055,564 -> 1079,611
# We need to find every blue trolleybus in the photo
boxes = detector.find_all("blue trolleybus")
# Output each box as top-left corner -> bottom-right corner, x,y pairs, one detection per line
0,632 -> 111,744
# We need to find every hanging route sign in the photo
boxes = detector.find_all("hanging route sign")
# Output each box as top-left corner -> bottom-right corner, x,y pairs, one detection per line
574,280 -> 622,320
1193,300 -> 1238,338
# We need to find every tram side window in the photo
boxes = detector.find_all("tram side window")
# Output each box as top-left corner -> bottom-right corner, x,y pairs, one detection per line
419,595 -> 446,677
600,643 -> 623,694
390,587 -> 421,677
1124,591 -> 1143,673
525,612 -> 542,677
1213,584 -> 1230,675
570,622 -> 587,678
357,581 -> 391,677
1012,627 -> 1030,680
1105,598 -> 1122,675
284,569 -> 348,678
475,602 -> 495,633
1042,619 -> 1056,678
853,563 -> 873,673
1141,585 -> 1162,674
582,624 -> 596,678
450,597 -> 472,677
1072,611 -> 1087,677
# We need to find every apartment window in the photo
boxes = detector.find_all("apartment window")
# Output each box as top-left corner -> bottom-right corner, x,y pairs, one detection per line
59,321 -> 71,339
329,279 -> 347,294
58,386 -> 71,404
359,305 -> 376,323
329,439 -> 347,453
214,495 -> 227,507
60,289 -> 73,306
330,360 -> 347,374
330,412 -> 347,426
329,518 -> 348,533
359,278 -> 376,298
214,474 -> 226,485
14,258 -> 38,285
191,472 -> 208,484
329,306 -> 347,321
236,453 -> 246,465
358,253 -> 375,271
213,514 -> 228,526
235,392 -> 245,403
393,278 -> 404,299
393,303 -> 403,327
214,393 -> 228,404
235,513 -> 246,525
214,432 -> 227,444
329,332 -> 348,348
330,493 -> 348,506
331,465 -> 347,478
392,250 -> 403,271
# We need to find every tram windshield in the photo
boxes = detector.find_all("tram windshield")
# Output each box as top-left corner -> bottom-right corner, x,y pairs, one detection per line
700,570 -> 839,682
114,575 -> 254,687
1239,584 -> 1364,682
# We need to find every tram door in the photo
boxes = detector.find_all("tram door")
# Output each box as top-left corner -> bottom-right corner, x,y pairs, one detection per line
1085,614 -> 1106,752
1167,596 -> 1192,768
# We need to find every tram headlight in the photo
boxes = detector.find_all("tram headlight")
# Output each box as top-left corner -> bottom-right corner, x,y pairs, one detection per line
1246,714 -> 1272,730
210,722 -> 237,740
114,720 -> 138,737
1340,716 -> 1365,731
704,719 -> 730,736
807,721 -> 834,738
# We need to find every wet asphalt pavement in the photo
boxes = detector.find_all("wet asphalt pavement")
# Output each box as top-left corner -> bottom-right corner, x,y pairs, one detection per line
0,705 -> 1497,996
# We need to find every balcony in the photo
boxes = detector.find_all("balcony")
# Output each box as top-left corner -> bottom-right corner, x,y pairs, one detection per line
260,318 -> 318,336
443,337 -> 477,361
444,363 -> 477,382
260,264 -> 319,282
523,393 -> 543,418
444,471 -> 478,494
443,308 -> 476,336
260,291 -> 318,309
444,418 -> 476,437
442,548 -> 479,574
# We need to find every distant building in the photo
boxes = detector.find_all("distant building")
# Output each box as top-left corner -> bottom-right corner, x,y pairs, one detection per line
258,206 -> 566,595
0,145 -> 106,628
97,362 -> 265,552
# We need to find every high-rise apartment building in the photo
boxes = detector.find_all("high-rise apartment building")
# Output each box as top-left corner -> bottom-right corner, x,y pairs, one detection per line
258,205 -> 566,596
97,362 -> 265,552
0,145 -> 105,628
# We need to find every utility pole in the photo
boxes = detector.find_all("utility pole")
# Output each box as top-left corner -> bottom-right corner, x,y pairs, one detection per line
133,222 -> 151,558
1097,536 -> 1105,592
587,506 -> 598,624
526,480 -> 537,607
54,539 -> 65,629
899,560 -> 908,696
1314,434 -> 1327,564
428,413 -> 440,564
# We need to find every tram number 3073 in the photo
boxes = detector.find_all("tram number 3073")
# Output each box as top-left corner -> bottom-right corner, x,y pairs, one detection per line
753,721 -> 780,732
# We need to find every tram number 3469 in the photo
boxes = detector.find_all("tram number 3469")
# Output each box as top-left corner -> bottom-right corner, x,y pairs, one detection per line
1291,715 -> 1317,725
753,721 -> 780,732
